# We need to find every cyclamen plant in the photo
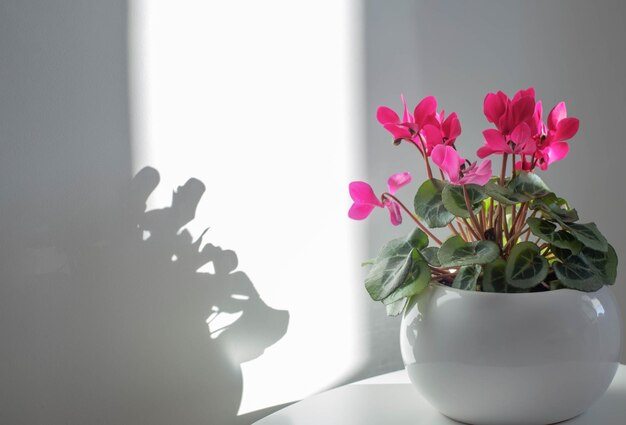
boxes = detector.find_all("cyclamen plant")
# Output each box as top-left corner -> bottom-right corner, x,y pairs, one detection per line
349,88 -> 618,316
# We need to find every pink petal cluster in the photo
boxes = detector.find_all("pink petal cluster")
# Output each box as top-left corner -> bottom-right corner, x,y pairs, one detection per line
477,88 -> 579,170
348,172 -> 412,226
483,88 -> 536,136
531,101 -> 580,170
376,95 -> 461,156
432,145 -> 492,186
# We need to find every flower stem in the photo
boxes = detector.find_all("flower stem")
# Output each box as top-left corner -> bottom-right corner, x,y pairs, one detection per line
516,203 -> 529,232
503,226 -> 530,252
510,154 -> 518,231
511,153 -> 516,178
456,219 -> 471,241
433,271 -> 458,279
462,217 -> 482,241
480,205 -> 486,231
496,153 -> 509,249
382,192 -> 442,245
447,222 -> 461,238
463,185 -> 483,238
522,209 -> 539,242
416,133 -> 433,180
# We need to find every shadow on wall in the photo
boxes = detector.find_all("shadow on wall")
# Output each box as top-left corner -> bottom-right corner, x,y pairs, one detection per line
0,167 -> 289,425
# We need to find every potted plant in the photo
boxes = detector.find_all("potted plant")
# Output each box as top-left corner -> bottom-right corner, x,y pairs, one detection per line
348,89 -> 622,425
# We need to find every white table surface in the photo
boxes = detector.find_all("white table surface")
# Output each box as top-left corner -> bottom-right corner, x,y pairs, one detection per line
254,365 -> 626,424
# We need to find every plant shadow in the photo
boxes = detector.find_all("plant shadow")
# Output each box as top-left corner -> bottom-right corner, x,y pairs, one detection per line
0,166 -> 289,425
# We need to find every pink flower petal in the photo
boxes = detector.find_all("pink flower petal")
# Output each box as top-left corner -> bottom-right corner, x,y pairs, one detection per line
546,141 -> 570,166
431,145 -> 464,183
401,94 -> 414,124
531,100 -> 544,136
387,172 -> 412,194
483,128 -> 510,153
386,201 -> 403,226
476,145 -> 496,158
442,112 -> 462,142
348,202 -> 376,220
376,106 -> 399,125
555,117 -> 579,141
414,96 -> 437,128
510,122 -> 531,146
421,124 -> 443,153
548,102 -> 567,131
512,87 -> 535,102
521,138 -> 537,155
510,96 -> 535,128
349,181 -> 383,207
459,160 -> 492,186
383,123 -> 412,141
474,159 -> 493,182
437,110 -> 445,125
484,92 -> 506,124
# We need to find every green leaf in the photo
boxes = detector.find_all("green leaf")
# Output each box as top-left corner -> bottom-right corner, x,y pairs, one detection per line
441,184 -> 486,218
485,181 -> 530,205
364,228 -> 439,302
414,179 -> 455,228
530,193 -> 579,223
437,235 -> 499,268
508,171 -> 551,199
550,243 -> 576,263
527,217 -> 557,240
407,227 -> 429,250
364,238 -> 413,301
527,218 -> 582,254
606,244 -> 618,285
382,250 -> 431,304
385,297 -> 408,317
482,258 -> 508,293
550,230 -> 583,254
419,246 -> 441,267
580,244 -> 618,285
505,242 -> 549,289
553,255 -> 605,292
564,222 -> 608,252
452,265 -> 481,291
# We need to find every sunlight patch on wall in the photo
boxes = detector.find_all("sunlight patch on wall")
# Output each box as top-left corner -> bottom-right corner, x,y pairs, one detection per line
129,0 -> 365,414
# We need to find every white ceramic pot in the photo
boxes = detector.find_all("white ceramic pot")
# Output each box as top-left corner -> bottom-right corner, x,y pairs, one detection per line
400,283 -> 622,425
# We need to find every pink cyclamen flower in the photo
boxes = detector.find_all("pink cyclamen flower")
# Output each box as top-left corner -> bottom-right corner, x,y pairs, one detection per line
477,122 -> 536,158
511,99 -> 579,171
421,111 -> 462,154
376,95 -> 418,142
534,101 -> 579,170
432,145 -> 492,186
530,100 -> 546,137
483,88 -> 536,136
377,95 -> 460,156
348,172 -> 412,226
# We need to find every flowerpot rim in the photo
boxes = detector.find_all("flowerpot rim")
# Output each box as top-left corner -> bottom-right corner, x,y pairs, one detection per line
429,281 -> 610,298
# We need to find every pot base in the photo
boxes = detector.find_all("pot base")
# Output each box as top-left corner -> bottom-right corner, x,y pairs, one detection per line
401,284 -> 622,425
